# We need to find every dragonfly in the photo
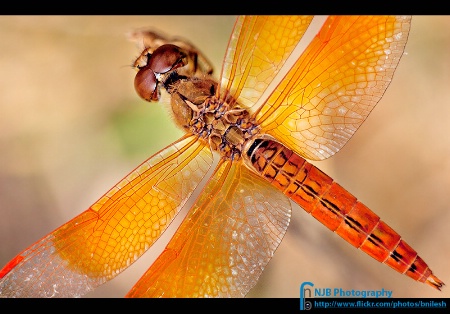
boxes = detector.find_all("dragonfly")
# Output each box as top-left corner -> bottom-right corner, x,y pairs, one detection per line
0,15 -> 444,298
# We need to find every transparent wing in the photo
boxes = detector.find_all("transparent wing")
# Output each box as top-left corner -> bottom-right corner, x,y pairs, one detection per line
0,135 -> 213,297
126,160 -> 292,297
218,15 -> 313,110
255,16 -> 411,160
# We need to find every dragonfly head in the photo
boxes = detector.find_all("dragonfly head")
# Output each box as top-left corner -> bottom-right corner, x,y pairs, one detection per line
134,44 -> 188,102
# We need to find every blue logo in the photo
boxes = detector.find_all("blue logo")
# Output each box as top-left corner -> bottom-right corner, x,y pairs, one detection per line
300,281 -> 394,310
300,281 -> 314,310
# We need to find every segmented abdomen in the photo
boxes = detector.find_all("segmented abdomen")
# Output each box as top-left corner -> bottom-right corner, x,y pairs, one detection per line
244,136 -> 443,289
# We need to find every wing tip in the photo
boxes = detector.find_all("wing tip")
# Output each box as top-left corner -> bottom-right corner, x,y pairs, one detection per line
0,255 -> 24,279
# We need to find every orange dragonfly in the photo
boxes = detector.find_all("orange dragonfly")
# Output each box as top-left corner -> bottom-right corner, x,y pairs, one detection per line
0,15 -> 444,298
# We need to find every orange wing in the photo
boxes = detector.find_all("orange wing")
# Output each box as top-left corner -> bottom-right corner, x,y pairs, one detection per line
126,160 -> 292,297
0,135 -> 213,297
218,16 -> 314,109
254,16 -> 411,160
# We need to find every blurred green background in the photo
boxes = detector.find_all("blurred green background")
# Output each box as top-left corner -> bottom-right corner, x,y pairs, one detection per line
0,16 -> 448,298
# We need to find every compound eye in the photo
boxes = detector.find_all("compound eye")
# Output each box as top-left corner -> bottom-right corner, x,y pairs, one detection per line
134,65 -> 159,101
148,44 -> 187,74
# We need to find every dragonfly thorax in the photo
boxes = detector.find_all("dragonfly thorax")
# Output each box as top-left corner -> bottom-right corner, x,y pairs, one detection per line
170,78 -> 260,160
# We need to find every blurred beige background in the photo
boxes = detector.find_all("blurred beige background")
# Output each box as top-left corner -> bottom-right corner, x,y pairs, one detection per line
0,16 -> 448,298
